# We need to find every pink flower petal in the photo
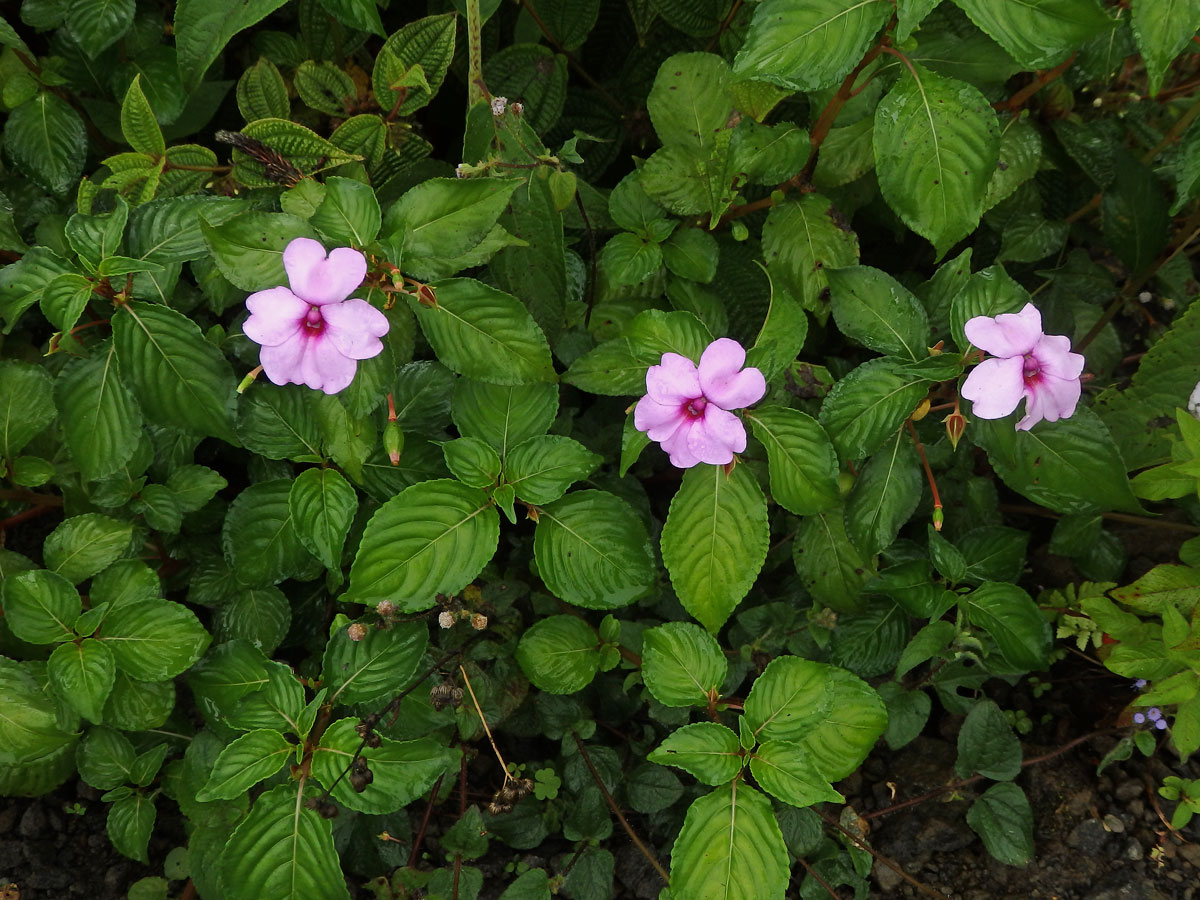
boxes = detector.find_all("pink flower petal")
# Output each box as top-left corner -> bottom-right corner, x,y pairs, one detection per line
964,303 -> 1042,358
961,356 -> 1025,420
645,353 -> 701,405
698,338 -> 766,410
302,337 -> 359,394
634,396 -> 689,442
1032,334 -> 1085,380
658,419 -> 701,468
1026,373 -> 1081,429
258,334 -> 307,387
282,238 -> 367,306
244,287 -> 308,346
686,405 -> 746,465
322,299 -> 390,360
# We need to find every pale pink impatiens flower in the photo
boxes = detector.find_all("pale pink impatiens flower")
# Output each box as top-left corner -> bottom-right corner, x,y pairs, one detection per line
243,237 -> 389,394
960,302 -> 1084,431
634,338 -> 766,468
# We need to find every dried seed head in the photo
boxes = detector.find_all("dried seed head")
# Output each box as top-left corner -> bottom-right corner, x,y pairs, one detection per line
491,96 -> 508,116
430,683 -> 464,711
438,610 -> 455,629
376,599 -> 396,618
470,613 -> 488,631
347,623 -> 368,642
511,778 -> 534,800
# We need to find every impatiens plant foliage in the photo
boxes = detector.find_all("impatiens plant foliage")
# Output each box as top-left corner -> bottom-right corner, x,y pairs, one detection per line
1,0 -> 1200,898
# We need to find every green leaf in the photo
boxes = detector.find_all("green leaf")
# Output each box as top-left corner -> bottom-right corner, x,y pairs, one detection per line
959,526 -> 1029,585
985,119 -> 1043,212
311,176 -> 381,248
317,0 -> 385,35
385,177 -> 521,267
879,682 -> 932,750
897,0 -> 943,41
972,408 -> 1143,515
346,479 -> 499,610
196,729 -> 293,801
1,570 -> 81,644
311,718 -> 449,814
828,266 -> 930,360
955,699 -> 1021,780
100,599 -> 211,681
534,490 -> 655,609
237,56 -> 290,121
733,0 -> 891,91
948,264 -> 1028,352
662,228 -> 719,283
1101,154 -> 1170,276
793,508 -> 874,613
962,582 -> 1052,670
107,793 -> 155,864
223,480 -> 315,587
174,0 -> 291,90
0,360 -> 54,458
746,407 -> 841,517
668,783 -> 789,900
48,639 -> 116,724
288,468 -> 357,571
600,232 -> 663,286
505,436 -> 600,505
744,277 -> 809,382
0,659 -> 78,766
845,430 -> 922,556
44,514 -> 132,585
966,782 -> 1034,865
874,65 -> 1001,256
413,279 -> 555,384
951,0 -> 1115,69
818,357 -> 929,460
641,622 -> 728,708
648,722 -> 744,785
77,725 -> 136,790
220,783 -> 350,900
563,309 -> 712,396
646,52 -> 732,156
373,14 -> 456,118
200,211 -> 317,291
121,74 -> 164,156
514,615 -> 601,694
3,93 -> 87,194
750,740 -> 844,808
232,119 -> 362,186
660,465 -> 769,633
40,273 -> 93,333
112,301 -> 237,442
294,60 -> 356,117
236,384 -> 324,462
484,44 -> 568,133
442,436 -> 501,488
322,619 -> 426,706
127,195 -> 246,263
743,655 -> 887,780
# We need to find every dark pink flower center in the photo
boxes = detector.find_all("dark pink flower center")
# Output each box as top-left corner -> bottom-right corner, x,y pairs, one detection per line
684,397 -> 708,418
1022,353 -> 1041,385
304,305 -> 324,335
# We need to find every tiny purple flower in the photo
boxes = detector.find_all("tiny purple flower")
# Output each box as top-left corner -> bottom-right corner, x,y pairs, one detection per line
1134,679 -> 1147,690
1147,707 -> 1162,722
243,238 -> 389,395
960,303 -> 1085,430
1133,712 -> 1146,724
1155,718 -> 1168,730
634,338 -> 766,469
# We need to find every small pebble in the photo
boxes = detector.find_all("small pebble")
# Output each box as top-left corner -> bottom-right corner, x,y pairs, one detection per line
1114,780 -> 1141,802
1102,813 -> 1125,833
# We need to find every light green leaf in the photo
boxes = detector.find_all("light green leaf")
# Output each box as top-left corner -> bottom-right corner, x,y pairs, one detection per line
196,729 -> 293,801
372,14 -> 456,118
505,436 -> 600,505
1,570 -> 81,644
746,407 -> 840,517
534,490 -> 655,609
828,265 -> 930,360
0,659 -> 78,766
744,277 -> 809,382
646,52 -> 732,156
662,228 -> 719,283
874,64 -> 1001,256
961,582 -> 1052,670
120,74 -> 164,156
384,177 -> 521,266
100,599 -> 211,681
48,639 -> 116,724
452,380 -> 559,458
750,740 -> 844,808
668,783 -> 789,900
44,514 -> 132,585
660,465 -> 769,632
844,430 -> 922,556
345,479 -> 499,610
647,722 -> 744,785
818,357 -> 929,460
311,177 -> 381,248
641,622 -> 727,708
200,211 -> 317,291
288,468 -> 357,571
514,615 -> 602,694
951,0 -> 1115,69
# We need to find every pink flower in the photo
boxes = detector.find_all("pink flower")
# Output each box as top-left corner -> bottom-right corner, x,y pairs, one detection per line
960,303 -> 1084,431
243,238 -> 389,394
634,338 -> 766,468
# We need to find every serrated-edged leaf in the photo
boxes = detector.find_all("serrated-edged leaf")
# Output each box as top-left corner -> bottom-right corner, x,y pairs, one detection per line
514,615 -> 601,694
3,93 -> 87,194
1,570 -> 81,644
127,195 -> 246,263
231,119 -> 361,187
385,177 -> 522,263
962,582 -> 1052,670
819,357 -> 929,460
220,783 -> 350,900
0,658 -> 78,766
985,118 -> 1042,212
346,479 -> 499,609
948,264 -> 1028,352
112,301 -> 237,442
733,0 -> 891,92
845,429 -> 922,556
223,479 -> 315,587
0,247 -> 72,333
201,211 -> 317,291
237,56 -> 290,120
322,619 -> 426,705
0,360 -> 54,458
311,176 -> 381,248
442,437 -> 501,488
317,0 -> 386,35
967,782 -> 1034,865
646,52 -> 733,156
955,699 -> 1021,780
875,64 -> 1000,256
77,725 -> 136,790
661,465 -> 768,633
533,490 -> 655,609
412,279 -> 555,384
648,722 -> 743,785
236,384 -> 324,462
746,407 -> 840,516
294,60 -> 356,116
744,656 -> 887,781
750,740 -> 844,808
641,622 -> 727,708
120,74 -> 164,156
452,379 -> 559,457
100,599 -> 210,681
505,436 -> 600,505
288,468 -> 356,570
44,514 -> 132,584
794,508 -> 874,613
196,729 -> 293,801
745,278 -> 808,382
563,309 -> 712,396
107,793 -> 155,864
373,14 -> 456,117
174,0 -> 289,89
896,0 -> 943,41
828,265 -> 930,360
483,44 -> 568,134
952,0 -> 1115,69
972,407 -> 1143,515
1101,154 -> 1169,276
311,718 -> 449,815
40,273 -> 93,333
668,783 -> 789,900
213,587 -> 291,655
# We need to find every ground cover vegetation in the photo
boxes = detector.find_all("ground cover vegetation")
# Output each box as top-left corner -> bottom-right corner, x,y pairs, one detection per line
1,0 -> 1200,898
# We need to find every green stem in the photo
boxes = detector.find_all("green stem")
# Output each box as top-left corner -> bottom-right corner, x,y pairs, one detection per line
466,0 -> 484,105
